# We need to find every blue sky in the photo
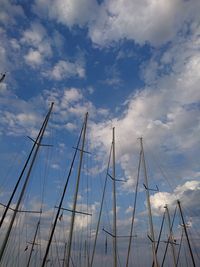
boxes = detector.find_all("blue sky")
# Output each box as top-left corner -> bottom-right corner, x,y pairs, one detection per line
0,0 -> 200,266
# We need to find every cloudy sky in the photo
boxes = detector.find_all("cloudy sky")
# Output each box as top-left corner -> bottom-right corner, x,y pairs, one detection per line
0,0 -> 200,266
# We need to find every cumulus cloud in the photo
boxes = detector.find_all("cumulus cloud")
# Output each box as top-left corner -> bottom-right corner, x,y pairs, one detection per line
33,0 -> 98,27
65,122 -> 77,131
24,49 -> 43,66
0,0 -> 24,25
0,110 -> 41,136
0,86 -> 109,136
43,59 -> 85,80
21,22 -> 52,67
88,23 -> 200,193
150,180 -> 200,216
43,87 -> 109,131
0,86 -> 46,136
0,27 -> 22,73
33,0 -> 200,47
89,0 -> 200,46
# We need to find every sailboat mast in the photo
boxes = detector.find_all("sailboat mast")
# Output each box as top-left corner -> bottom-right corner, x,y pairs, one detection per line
65,112 -> 88,267
0,102 -> 54,263
90,145 -> 112,267
112,127 -> 117,267
165,205 -> 176,266
41,116 -> 85,267
0,103 -> 53,229
126,149 -> 142,267
139,137 -> 159,267
27,220 -> 40,267
177,200 -> 196,267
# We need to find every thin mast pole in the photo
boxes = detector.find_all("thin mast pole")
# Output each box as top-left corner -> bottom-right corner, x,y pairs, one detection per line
65,112 -> 88,267
90,145 -> 113,267
161,206 -> 177,267
165,205 -> 176,266
0,102 -> 54,263
27,221 -> 40,267
139,137 -> 159,267
176,228 -> 184,267
126,148 -> 142,267
152,210 -> 165,267
177,200 -> 196,267
112,127 -> 117,267
0,104 -> 52,228
41,116 -> 85,267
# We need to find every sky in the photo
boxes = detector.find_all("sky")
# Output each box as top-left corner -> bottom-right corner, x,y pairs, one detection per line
0,0 -> 200,266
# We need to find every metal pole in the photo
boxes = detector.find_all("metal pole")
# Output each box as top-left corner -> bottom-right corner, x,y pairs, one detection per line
90,145 -> 112,267
41,116 -> 85,267
112,127 -> 117,267
27,221 -> 40,267
65,112 -> 88,267
0,104 -> 52,228
126,149 -> 142,267
177,200 -> 196,267
140,138 -> 159,267
0,102 -> 54,263
165,205 -> 176,266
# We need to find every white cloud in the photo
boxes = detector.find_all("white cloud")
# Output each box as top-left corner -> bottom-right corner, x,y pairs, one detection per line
62,88 -> 83,105
21,22 -> 52,67
24,49 -> 43,66
150,180 -> 200,216
0,110 -> 41,136
0,26 -> 22,74
0,44 -> 7,71
43,60 -> 85,80
43,87 -> 108,129
87,86 -> 94,95
90,0 -> 200,47
33,0 -> 200,47
125,205 -> 133,214
9,38 -> 21,50
0,84 -> 110,137
88,23 -> 200,193
65,122 -> 77,131
51,163 -> 60,169
33,0 -> 98,27
0,0 -> 24,25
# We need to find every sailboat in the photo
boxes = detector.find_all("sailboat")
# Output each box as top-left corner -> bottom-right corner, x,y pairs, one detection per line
0,103 -> 198,266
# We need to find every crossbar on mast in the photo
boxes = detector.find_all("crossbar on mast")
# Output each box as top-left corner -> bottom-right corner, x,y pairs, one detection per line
55,206 -> 92,216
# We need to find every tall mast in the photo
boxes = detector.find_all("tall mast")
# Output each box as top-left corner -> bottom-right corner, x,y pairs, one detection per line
65,112 -> 88,267
90,145 -> 112,267
126,148 -> 142,267
139,137 -> 159,267
0,103 -> 53,228
0,102 -> 54,263
165,205 -> 176,266
27,220 -> 40,267
112,127 -> 117,267
177,200 -> 196,267
41,114 -> 86,267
